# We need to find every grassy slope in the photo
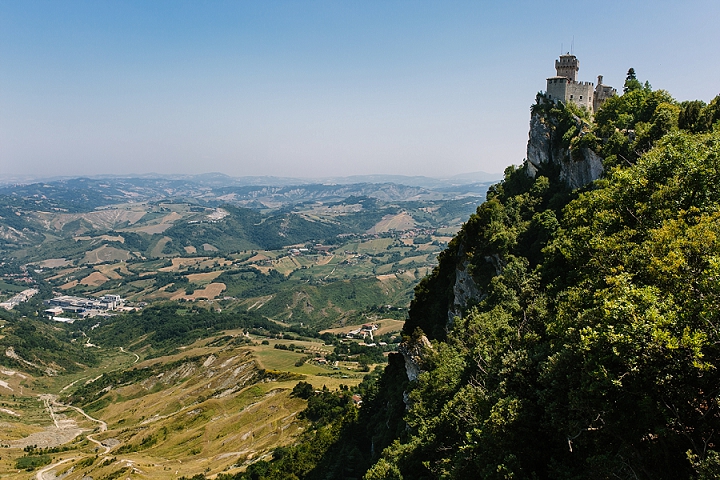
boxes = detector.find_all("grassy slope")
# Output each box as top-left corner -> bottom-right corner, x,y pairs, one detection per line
0,328 -> 370,480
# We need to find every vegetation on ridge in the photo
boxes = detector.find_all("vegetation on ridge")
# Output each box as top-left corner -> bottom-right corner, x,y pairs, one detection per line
368,75 -> 720,479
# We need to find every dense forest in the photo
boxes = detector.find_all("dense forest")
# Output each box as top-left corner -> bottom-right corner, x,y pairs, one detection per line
197,72 -> 720,479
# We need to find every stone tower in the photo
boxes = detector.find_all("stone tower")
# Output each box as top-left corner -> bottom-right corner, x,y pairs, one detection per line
555,54 -> 579,82
593,75 -> 618,112
545,54 -> 611,114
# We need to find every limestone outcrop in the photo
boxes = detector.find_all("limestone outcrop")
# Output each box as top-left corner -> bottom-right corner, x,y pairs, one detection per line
409,105 -> 606,349
526,111 -> 604,189
398,334 -> 432,382
446,257 -> 482,322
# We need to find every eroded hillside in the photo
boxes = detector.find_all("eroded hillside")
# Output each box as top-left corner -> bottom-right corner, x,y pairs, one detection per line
0,323 -> 374,479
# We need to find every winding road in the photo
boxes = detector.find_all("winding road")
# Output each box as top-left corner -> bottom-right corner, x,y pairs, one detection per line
120,346 -> 140,364
62,401 -> 110,454
35,456 -> 77,480
32,396 -> 112,479
41,394 -> 110,451
25,344 -> 141,478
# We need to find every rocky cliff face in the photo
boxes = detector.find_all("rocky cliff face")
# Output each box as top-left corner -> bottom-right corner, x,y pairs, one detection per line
525,111 -> 604,189
401,105 -> 607,384
442,108 -> 605,331
398,334 -> 432,382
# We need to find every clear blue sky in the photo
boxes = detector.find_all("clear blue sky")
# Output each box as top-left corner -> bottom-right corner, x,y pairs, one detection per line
1,1 -> 718,179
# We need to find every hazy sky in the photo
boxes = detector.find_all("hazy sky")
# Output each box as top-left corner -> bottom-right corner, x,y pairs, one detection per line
1,1 -> 718,179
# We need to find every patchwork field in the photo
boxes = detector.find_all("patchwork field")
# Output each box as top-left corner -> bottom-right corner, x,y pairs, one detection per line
149,236 -> 173,258
33,209 -> 146,232
170,282 -> 226,300
186,271 -> 223,284
38,258 -> 74,268
367,212 -> 416,233
82,245 -> 133,264
22,227 -> 439,331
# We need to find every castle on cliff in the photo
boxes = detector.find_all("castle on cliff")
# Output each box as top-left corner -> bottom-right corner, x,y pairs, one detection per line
545,54 -> 617,113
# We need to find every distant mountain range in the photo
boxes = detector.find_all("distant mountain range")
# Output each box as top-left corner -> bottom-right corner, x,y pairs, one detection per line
0,174 -> 494,253
0,173 -> 503,216
0,171 -> 504,189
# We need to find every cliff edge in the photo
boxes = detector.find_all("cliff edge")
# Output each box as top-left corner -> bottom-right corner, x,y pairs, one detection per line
525,107 -> 604,189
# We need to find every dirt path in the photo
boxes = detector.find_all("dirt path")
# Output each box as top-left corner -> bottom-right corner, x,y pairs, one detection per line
59,377 -> 86,393
40,394 -> 60,428
63,402 -> 107,432
38,345 -> 138,455
35,456 -> 77,480
9,395 -> 82,449
120,346 -> 140,364
32,394 -> 112,454
51,397 -> 110,454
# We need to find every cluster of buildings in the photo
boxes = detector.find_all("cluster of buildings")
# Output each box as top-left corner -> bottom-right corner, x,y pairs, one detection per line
346,323 -> 378,341
0,288 -> 39,310
187,208 -> 230,225
399,228 -> 437,240
288,244 -> 332,256
43,294 -> 128,319
0,263 -> 35,285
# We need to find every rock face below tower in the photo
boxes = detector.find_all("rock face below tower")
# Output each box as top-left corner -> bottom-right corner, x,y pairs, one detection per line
526,109 -> 604,190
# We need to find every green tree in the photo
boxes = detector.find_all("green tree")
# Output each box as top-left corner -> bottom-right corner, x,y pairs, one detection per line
678,100 -> 706,132
696,95 -> 720,132
624,67 -> 642,92
291,381 -> 314,399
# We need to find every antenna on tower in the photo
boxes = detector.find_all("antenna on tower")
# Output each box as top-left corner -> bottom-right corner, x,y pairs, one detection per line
571,36 -> 574,55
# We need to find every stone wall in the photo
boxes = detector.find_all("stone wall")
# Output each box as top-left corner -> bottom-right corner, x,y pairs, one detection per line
546,78 -> 568,104
545,55 -> 617,114
565,81 -> 594,112
594,82 -> 617,112
555,55 -> 579,81
546,78 -> 595,112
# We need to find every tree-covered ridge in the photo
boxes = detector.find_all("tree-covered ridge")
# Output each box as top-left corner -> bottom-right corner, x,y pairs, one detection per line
361,82 -> 720,478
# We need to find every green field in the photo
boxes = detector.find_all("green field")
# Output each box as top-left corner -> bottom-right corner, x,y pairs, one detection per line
0,281 -> 27,294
